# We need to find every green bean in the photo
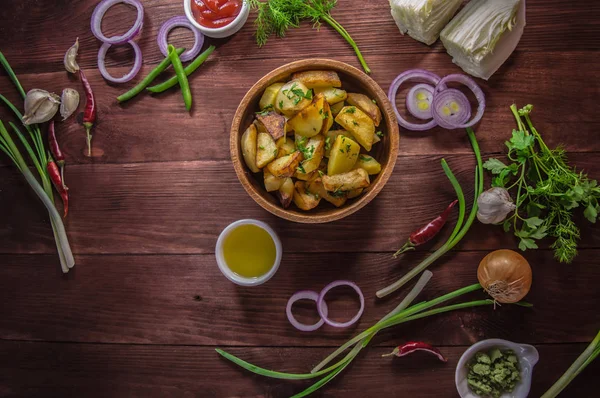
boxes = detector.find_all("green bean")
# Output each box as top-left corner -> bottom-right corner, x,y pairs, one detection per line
116,48 -> 185,103
167,44 -> 192,111
147,45 -> 215,93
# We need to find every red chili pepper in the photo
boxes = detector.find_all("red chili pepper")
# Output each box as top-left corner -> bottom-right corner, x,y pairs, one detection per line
48,156 -> 69,218
48,120 -> 67,188
79,69 -> 96,156
393,200 -> 458,258
382,342 -> 447,362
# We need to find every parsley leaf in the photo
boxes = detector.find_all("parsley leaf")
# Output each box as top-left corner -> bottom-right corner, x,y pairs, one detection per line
483,158 -> 508,175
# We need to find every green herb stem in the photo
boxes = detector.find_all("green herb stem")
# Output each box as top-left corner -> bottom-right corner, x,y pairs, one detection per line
0,51 -> 26,99
541,330 -> 600,398
117,47 -> 185,103
320,14 -> 370,74
147,46 -> 215,93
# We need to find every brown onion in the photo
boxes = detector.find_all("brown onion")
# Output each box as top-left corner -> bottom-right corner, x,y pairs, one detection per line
477,249 -> 532,303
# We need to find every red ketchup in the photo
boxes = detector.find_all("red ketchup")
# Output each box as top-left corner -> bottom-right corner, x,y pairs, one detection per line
191,0 -> 242,29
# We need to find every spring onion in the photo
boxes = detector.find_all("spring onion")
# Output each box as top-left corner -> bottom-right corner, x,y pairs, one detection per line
390,0 -> 462,45
440,0 -> 526,80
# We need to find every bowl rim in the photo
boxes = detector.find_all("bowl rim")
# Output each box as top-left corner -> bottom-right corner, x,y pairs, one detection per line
183,0 -> 249,35
230,58 -> 400,224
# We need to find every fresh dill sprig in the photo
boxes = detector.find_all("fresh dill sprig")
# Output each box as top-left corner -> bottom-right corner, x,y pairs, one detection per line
247,0 -> 371,73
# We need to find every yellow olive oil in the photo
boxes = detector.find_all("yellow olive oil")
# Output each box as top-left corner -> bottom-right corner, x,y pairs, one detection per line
222,224 -> 276,278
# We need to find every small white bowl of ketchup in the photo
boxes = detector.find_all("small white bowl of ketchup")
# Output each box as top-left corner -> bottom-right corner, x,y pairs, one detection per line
184,0 -> 250,38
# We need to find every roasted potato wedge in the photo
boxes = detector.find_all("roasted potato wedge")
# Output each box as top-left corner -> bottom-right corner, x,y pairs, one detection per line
314,86 -> 347,105
275,81 -> 312,118
241,124 -> 260,173
276,177 -> 294,209
330,101 -> 345,117
293,181 -> 321,210
322,168 -> 370,192
347,188 -> 364,199
267,151 -> 303,178
256,132 -> 278,169
264,169 -> 286,192
308,178 -> 347,208
327,134 -> 360,175
277,137 -> 296,158
335,106 -> 375,151
353,154 -> 382,175
287,94 -> 331,138
259,82 -> 284,110
291,70 -> 342,89
346,93 -> 382,127
299,135 -> 325,174
256,111 -> 286,141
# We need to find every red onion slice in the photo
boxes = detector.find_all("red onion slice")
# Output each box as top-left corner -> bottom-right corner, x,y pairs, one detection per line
406,83 -> 435,120
286,290 -> 329,332
432,74 -> 486,129
388,70 -> 443,131
91,0 -> 144,45
98,40 -> 143,83
317,281 -> 365,329
431,89 -> 471,130
157,16 -> 205,63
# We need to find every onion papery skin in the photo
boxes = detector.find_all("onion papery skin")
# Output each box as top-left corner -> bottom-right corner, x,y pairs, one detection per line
478,249 -> 532,304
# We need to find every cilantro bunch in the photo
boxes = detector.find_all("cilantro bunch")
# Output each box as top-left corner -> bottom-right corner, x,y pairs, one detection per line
484,104 -> 600,263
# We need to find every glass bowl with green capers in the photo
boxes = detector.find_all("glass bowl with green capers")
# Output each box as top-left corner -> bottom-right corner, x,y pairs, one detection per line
455,339 -> 539,398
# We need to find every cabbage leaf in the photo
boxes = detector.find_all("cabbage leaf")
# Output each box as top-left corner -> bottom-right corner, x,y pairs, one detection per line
390,0 -> 463,45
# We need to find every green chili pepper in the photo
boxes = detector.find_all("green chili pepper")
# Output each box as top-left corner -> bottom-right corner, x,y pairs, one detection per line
116,48 -> 185,103
167,44 -> 192,111
147,45 -> 215,93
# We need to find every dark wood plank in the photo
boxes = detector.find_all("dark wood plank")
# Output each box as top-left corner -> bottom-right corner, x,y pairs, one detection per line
1,251 -> 598,346
0,0 -> 598,75
1,51 -> 598,166
2,154 -> 600,255
0,341 -> 597,397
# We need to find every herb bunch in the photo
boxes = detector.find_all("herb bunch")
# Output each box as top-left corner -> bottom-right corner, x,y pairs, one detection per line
484,104 -> 600,263
247,0 -> 371,73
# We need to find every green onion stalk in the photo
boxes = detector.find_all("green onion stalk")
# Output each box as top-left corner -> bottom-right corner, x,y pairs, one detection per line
216,280 -> 527,397
541,330 -> 600,398
0,52 -> 74,272
377,128 -> 483,298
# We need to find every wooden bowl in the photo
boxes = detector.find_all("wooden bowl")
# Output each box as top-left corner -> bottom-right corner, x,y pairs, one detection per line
230,59 -> 400,223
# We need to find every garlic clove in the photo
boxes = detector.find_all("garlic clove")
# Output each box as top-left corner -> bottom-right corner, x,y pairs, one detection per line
60,88 -> 80,120
64,38 -> 80,74
22,89 -> 61,125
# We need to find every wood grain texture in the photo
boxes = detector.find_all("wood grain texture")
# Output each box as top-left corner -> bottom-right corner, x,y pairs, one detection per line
0,341 -> 598,398
2,154 -> 600,255
1,251 -> 598,346
230,59 -> 399,223
0,0 -> 599,396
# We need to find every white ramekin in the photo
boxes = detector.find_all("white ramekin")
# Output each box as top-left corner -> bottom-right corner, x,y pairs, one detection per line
184,0 -> 250,39
215,219 -> 282,286
455,339 -> 539,398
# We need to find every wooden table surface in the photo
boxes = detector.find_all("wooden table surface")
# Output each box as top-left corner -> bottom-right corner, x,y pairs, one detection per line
1,1 -> 599,397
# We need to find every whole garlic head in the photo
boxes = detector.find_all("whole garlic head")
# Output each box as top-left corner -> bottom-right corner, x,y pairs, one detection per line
477,187 -> 516,224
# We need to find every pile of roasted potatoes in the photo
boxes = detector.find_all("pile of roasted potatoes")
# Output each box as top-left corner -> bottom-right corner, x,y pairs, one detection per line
240,70 -> 384,211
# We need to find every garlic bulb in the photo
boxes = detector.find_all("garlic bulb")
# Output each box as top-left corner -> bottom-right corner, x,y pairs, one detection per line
22,89 -> 61,125
60,88 -> 80,120
64,38 -> 80,74
477,187 -> 516,224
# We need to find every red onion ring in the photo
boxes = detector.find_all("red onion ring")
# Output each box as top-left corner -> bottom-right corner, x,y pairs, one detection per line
91,0 -> 144,45
157,16 -> 205,63
432,74 -> 486,129
388,70 -> 443,131
406,83 -> 435,120
98,40 -> 143,83
317,280 -> 365,329
286,290 -> 329,332
431,89 -> 471,130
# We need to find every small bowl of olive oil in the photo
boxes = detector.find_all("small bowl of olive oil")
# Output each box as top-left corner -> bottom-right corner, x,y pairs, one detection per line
216,219 -> 282,286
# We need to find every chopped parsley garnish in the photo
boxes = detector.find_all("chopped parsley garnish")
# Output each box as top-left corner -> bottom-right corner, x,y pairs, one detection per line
319,108 -> 329,120
279,100 -> 284,109
283,83 -> 311,105
256,105 -> 274,116
330,189 -> 345,198
359,155 -> 370,161
325,137 -> 331,151
346,143 -> 351,153
376,131 -> 384,138
297,164 -> 307,174
345,107 -> 356,114
318,170 -> 325,177
352,121 -> 359,126
259,145 -> 265,150
339,148 -> 344,153
273,149 -> 278,157
372,99 -> 377,104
